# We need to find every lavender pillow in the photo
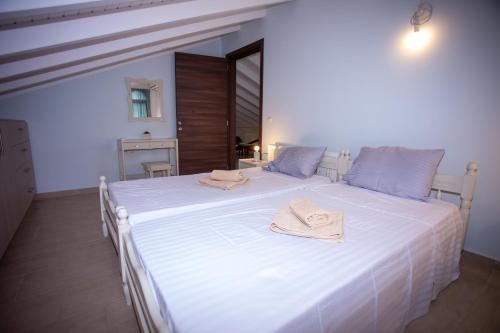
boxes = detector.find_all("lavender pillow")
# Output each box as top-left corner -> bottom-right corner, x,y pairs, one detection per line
344,146 -> 445,201
264,146 -> 326,178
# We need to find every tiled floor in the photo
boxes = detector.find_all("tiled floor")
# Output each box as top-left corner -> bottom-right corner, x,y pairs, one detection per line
0,193 -> 499,333
0,193 -> 138,333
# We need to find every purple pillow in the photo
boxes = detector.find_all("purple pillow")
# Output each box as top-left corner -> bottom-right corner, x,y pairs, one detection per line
344,146 -> 445,201
264,146 -> 326,178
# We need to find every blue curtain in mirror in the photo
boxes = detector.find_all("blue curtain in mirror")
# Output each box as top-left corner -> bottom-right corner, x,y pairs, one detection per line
131,89 -> 151,118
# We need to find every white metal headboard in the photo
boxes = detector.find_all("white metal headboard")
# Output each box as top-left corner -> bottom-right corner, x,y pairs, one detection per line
271,142 -> 353,182
334,154 -> 479,249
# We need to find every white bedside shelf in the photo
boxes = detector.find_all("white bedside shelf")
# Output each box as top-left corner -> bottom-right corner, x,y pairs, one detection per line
238,158 -> 269,169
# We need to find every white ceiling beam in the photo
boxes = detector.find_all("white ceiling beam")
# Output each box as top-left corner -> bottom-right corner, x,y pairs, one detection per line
236,104 -> 259,119
0,0 -> 290,58
236,108 -> 258,123
237,60 -> 260,85
236,73 -> 259,97
238,57 -> 260,75
236,96 -> 259,115
236,86 -> 259,107
246,53 -> 260,67
236,81 -> 259,100
0,1 -> 190,18
0,26 -> 238,95
0,9 -> 265,80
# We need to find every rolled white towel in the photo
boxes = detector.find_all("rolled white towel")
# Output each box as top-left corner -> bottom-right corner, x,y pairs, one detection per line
210,170 -> 244,182
289,198 -> 332,228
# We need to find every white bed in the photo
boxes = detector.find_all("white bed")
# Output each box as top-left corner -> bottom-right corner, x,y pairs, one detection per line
128,184 -> 462,333
116,161 -> 478,333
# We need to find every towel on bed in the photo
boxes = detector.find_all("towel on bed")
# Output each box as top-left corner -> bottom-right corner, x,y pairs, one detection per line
271,206 -> 344,241
289,198 -> 333,228
199,176 -> 249,190
210,170 -> 245,182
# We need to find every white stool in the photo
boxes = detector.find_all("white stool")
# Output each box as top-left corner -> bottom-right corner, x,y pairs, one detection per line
141,161 -> 172,178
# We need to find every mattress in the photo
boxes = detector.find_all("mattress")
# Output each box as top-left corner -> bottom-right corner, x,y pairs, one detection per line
130,183 -> 464,333
108,167 -> 332,225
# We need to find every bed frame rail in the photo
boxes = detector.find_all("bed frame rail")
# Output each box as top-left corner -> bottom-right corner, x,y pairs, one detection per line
118,208 -> 171,333
431,162 -> 478,248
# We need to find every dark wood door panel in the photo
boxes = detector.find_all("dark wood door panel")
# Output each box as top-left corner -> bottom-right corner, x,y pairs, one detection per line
175,52 -> 229,175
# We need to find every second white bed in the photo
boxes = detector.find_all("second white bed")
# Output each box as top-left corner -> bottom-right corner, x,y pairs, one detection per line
130,183 -> 464,333
108,167 -> 332,225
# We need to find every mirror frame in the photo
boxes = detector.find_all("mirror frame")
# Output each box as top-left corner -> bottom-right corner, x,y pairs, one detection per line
126,77 -> 165,122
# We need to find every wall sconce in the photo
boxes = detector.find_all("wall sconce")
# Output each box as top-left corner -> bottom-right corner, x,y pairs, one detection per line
405,1 -> 433,52
253,145 -> 260,162
411,1 -> 432,32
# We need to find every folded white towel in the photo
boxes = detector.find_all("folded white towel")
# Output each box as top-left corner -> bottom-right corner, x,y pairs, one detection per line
199,176 -> 249,190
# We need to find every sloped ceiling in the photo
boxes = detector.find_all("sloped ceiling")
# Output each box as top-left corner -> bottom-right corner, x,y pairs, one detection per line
0,0 -> 291,97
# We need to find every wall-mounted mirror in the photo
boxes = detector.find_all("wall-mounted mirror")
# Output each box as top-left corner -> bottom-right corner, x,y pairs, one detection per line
235,51 -> 261,160
126,78 -> 164,122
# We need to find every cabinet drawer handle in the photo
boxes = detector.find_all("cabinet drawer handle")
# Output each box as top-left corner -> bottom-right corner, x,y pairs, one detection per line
24,167 -> 31,173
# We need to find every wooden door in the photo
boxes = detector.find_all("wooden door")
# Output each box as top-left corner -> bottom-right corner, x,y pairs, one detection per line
175,53 -> 229,175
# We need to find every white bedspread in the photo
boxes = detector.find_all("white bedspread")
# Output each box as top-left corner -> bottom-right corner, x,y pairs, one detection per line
131,183 -> 463,333
109,168 -> 331,225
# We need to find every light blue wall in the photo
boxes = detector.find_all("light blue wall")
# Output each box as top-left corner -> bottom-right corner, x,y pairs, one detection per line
222,0 -> 500,259
0,39 -> 222,192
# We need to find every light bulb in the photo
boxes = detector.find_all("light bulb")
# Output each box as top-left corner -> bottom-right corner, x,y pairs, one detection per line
405,28 -> 431,52
254,145 -> 260,152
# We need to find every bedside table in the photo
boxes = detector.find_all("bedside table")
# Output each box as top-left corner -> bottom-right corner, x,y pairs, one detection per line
238,158 -> 269,169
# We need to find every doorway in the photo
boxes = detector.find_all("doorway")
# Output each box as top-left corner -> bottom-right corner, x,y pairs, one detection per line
226,39 -> 264,169
175,53 -> 229,175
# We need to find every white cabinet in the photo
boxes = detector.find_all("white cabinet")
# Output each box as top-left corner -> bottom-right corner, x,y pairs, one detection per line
0,120 -> 36,258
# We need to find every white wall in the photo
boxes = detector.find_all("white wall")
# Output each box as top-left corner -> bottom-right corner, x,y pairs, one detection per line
0,39 -> 222,192
221,0 -> 500,259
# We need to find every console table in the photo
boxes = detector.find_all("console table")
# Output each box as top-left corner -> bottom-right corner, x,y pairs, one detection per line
117,138 -> 179,180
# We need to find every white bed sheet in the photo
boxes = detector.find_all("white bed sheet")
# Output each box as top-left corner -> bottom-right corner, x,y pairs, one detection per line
131,183 -> 464,333
109,167 -> 331,225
